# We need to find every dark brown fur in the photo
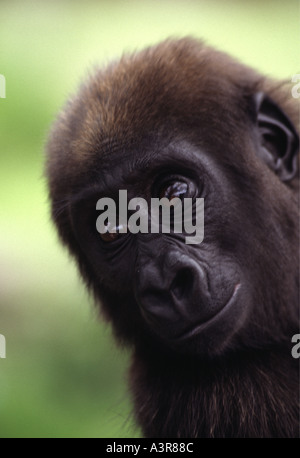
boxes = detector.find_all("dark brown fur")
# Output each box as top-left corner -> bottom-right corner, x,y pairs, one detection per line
46,38 -> 299,438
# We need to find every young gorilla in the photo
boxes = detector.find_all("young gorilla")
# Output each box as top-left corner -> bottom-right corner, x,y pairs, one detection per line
46,38 -> 299,438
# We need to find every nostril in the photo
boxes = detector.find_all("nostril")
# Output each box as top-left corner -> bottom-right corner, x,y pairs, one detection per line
171,268 -> 193,300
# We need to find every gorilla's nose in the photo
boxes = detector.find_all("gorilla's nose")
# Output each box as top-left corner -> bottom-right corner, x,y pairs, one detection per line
135,253 -> 208,340
170,267 -> 194,300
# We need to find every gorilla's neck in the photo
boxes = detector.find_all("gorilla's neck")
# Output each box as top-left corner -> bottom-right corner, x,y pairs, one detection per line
129,346 -> 299,438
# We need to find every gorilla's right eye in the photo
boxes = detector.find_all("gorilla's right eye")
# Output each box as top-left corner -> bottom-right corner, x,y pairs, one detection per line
100,231 -> 120,243
99,221 -> 127,243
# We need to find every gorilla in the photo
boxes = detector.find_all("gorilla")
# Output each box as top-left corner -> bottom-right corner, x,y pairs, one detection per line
46,38 -> 299,437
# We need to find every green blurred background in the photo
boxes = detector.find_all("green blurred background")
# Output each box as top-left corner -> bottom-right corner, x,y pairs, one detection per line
0,0 -> 298,438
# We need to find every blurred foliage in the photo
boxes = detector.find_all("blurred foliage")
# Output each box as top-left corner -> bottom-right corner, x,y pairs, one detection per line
0,0 -> 298,438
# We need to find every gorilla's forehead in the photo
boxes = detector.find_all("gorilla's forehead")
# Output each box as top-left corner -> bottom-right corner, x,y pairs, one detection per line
97,139 -> 204,182
71,42 -> 250,166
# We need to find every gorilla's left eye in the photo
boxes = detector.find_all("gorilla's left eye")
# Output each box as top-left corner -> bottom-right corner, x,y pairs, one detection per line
159,181 -> 189,201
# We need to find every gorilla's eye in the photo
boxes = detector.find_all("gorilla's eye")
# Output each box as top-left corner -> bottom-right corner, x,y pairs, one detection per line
99,221 -> 127,243
159,181 -> 188,201
100,231 -> 120,243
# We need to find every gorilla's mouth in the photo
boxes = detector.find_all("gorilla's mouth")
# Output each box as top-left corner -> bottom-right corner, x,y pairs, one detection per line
140,280 -> 243,349
176,282 -> 241,343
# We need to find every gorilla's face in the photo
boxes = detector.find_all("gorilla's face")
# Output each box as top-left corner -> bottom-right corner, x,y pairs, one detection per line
70,122 -> 298,357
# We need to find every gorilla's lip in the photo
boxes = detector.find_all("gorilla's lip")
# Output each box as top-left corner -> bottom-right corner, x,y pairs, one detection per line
176,282 -> 241,342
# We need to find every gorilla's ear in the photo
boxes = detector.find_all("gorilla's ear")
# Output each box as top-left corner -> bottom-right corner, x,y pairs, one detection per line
254,92 -> 299,181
